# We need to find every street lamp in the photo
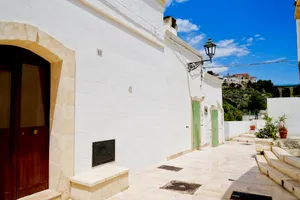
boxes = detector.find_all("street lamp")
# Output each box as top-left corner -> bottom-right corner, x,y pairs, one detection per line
187,38 -> 217,72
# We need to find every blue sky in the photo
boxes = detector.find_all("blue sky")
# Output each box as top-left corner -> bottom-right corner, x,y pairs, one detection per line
165,0 -> 298,85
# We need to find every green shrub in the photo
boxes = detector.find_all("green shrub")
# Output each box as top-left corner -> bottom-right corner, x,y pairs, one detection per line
255,114 -> 278,140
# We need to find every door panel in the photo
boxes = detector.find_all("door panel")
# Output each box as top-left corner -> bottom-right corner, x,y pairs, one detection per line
192,101 -> 200,149
0,67 -> 12,200
212,109 -> 219,147
17,64 -> 49,198
0,45 -> 50,200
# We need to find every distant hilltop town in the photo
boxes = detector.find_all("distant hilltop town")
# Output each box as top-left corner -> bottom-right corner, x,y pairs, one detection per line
223,73 -> 257,85
207,71 -> 257,85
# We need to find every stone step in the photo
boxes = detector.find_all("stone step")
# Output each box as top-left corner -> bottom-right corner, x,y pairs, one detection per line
271,146 -> 300,170
255,154 -> 270,174
239,133 -> 255,138
18,189 -> 61,200
231,137 -> 254,143
285,156 -> 300,170
254,138 -> 274,145
256,154 -> 300,199
264,151 -> 300,182
272,146 -> 291,161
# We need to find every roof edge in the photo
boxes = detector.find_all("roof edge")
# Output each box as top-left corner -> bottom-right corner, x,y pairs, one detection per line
204,73 -> 223,84
165,29 -> 204,59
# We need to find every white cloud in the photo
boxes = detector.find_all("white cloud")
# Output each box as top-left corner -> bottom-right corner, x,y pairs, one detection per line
257,37 -> 265,41
187,34 -> 206,46
176,19 -> 199,33
199,39 -> 250,58
216,39 -> 234,47
210,66 -> 229,74
265,57 -> 286,62
240,37 -> 254,47
166,0 -> 189,7
254,34 -> 261,37
247,37 -> 254,44
204,61 -> 228,73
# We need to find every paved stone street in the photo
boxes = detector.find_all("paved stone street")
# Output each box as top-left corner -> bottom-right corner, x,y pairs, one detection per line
108,142 -> 297,200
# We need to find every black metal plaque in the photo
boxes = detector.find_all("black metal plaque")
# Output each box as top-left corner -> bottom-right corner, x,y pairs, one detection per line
230,191 -> 272,200
92,139 -> 115,167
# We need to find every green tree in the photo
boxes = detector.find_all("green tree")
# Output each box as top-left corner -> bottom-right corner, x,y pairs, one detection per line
223,100 -> 243,121
248,92 -> 267,117
247,81 -> 252,89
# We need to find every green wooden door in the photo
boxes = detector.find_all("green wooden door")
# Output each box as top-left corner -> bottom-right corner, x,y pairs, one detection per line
212,109 -> 219,147
192,101 -> 200,149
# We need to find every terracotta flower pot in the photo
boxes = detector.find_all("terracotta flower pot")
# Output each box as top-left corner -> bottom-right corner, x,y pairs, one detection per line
250,125 -> 256,130
279,129 -> 288,139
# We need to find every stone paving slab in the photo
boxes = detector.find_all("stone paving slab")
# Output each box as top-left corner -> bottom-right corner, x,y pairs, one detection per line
108,142 -> 297,200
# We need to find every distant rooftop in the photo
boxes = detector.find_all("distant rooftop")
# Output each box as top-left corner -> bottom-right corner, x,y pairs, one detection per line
232,73 -> 250,77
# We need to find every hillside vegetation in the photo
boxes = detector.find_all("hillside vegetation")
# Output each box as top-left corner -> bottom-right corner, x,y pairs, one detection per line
223,80 -> 279,121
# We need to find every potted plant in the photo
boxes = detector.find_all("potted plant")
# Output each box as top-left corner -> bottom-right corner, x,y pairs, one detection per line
255,114 -> 278,140
250,120 -> 256,130
254,114 -> 278,153
278,114 -> 288,139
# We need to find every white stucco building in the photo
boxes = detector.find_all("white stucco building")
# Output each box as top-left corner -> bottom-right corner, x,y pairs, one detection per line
0,1 -> 224,200
296,0 -> 300,79
223,73 -> 257,85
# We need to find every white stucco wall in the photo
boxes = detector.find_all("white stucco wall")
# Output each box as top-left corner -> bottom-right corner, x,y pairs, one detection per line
0,0 -> 169,174
0,0 -> 225,176
268,98 -> 300,138
224,120 -> 265,140
164,34 -> 202,156
297,20 -> 300,60
224,121 -> 250,140
201,74 -> 224,146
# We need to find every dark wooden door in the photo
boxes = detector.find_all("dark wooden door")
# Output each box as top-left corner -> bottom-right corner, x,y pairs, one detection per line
0,46 -> 50,200
0,64 -> 13,200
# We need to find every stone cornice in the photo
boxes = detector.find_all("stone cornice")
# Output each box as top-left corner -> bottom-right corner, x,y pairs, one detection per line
78,0 -> 164,48
295,0 -> 300,19
156,0 -> 166,6
165,29 -> 203,59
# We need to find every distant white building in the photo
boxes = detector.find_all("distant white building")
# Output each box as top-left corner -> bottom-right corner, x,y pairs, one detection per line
223,73 -> 257,85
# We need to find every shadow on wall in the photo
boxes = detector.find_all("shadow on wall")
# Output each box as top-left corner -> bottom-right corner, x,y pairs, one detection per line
167,39 -> 202,98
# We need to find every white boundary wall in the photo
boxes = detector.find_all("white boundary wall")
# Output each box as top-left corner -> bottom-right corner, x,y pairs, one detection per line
268,98 -> 300,138
224,120 -> 265,140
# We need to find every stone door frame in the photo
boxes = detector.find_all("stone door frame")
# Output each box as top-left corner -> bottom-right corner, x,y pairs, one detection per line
0,21 -> 75,199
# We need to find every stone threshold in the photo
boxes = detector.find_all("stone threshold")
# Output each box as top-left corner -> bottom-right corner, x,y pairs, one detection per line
17,189 -> 61,200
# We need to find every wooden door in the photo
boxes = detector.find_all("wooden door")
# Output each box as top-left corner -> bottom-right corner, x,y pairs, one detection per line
0,46 -> 50,200
0,64 -> 13,200
212,109 -> 219,147
192,101 -> 200,149
17,63 -> 49,198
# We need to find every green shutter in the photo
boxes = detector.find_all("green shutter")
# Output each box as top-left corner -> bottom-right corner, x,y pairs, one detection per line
212,109 -> 219,147
192,101 -> 201,148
